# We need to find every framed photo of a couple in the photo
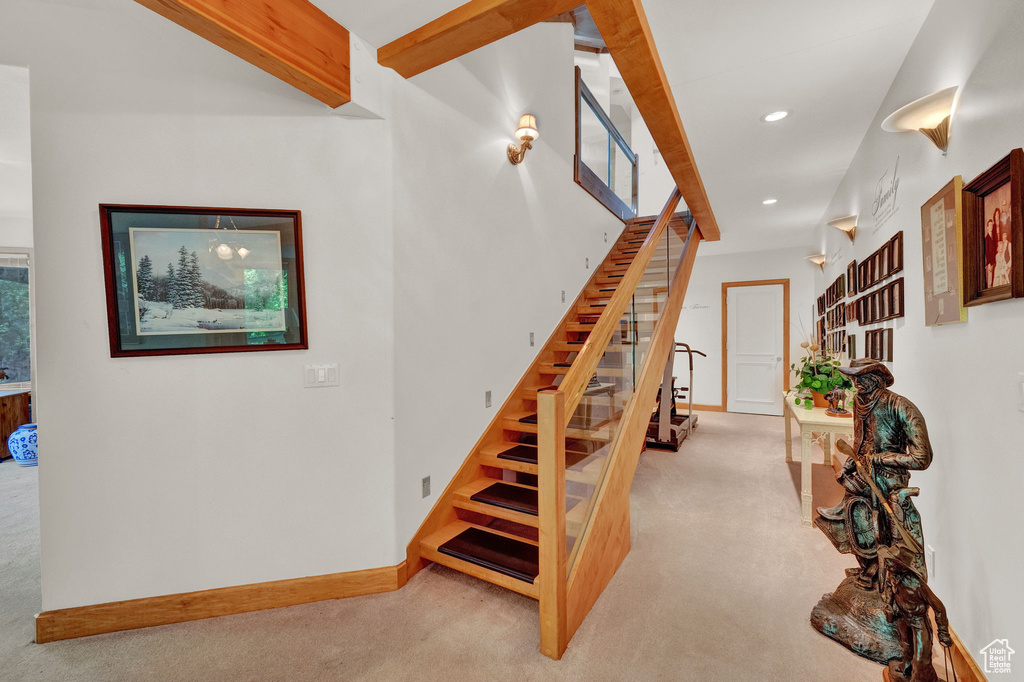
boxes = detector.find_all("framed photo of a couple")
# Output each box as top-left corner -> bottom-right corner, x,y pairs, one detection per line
962,148 -> 1024,306
100,204 -> 307,357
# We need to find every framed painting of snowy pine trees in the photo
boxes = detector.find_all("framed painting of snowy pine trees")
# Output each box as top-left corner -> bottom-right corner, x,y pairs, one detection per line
99,205 -> 307,357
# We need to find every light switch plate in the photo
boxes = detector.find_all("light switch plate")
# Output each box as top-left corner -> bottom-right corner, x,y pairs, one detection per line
304,364 -> 340,388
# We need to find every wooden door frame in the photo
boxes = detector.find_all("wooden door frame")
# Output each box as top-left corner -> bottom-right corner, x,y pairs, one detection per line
721,279 -> 790,412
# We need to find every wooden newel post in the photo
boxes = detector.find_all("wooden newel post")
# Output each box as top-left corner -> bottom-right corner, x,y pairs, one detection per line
537,389 -> 567,660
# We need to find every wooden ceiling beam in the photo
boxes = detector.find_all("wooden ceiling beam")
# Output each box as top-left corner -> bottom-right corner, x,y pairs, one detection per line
377,0 -> 581,79
135,0 -> 351,107
585,0 -> 719,240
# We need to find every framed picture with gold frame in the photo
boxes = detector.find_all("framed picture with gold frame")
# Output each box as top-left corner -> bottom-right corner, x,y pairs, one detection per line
921,177 -> 967,325
962,149 -> 1024,306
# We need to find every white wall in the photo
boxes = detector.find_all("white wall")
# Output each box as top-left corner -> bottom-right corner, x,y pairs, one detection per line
816,0 -> 1024,657
631,114 -> 678,218
391,24 -> 622,550
674,247 -> 816,407
0,64 -> 32,248
0,0 -> 399,611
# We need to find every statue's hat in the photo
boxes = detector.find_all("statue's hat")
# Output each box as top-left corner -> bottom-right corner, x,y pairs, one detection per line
838,358 -> 894,387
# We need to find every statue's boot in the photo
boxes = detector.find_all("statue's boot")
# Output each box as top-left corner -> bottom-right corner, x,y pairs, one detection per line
817,502 -> 844,520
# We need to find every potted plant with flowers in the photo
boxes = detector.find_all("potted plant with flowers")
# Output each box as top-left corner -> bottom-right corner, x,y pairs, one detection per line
790,341 -> 853,409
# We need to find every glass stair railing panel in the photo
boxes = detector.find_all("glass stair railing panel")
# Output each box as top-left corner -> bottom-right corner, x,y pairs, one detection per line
562,309 -> 637,569
564,226 -> 687,575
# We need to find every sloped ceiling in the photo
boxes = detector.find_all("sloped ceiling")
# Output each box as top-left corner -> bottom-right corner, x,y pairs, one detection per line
317,0 -> 936,255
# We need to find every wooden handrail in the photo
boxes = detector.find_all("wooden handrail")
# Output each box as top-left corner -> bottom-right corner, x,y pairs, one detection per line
558,187 -> 682,420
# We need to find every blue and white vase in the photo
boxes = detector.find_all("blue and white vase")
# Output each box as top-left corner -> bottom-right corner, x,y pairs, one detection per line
7,423 -> 38,466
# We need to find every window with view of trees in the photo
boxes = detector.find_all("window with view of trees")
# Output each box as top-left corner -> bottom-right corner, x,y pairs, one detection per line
0,265 -> 30,386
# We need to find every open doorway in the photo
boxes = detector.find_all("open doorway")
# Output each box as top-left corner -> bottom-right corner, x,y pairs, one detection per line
0,62 -> 40,650
722,279 -> 790,416
0,64 -> 36,444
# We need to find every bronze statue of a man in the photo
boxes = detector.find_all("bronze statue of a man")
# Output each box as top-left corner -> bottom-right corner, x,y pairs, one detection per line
811,359 -> 951,681
816,360 -> 932,587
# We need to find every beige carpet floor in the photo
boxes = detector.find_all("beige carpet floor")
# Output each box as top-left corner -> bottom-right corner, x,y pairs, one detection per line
0,412 -> 885,681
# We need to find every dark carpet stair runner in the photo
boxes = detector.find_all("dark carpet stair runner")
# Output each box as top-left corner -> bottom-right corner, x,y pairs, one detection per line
438,527 -> 539,583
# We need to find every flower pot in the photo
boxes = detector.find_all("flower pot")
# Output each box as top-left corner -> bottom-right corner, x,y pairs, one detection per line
7,423 -> 37,466
811,391 -> 829,409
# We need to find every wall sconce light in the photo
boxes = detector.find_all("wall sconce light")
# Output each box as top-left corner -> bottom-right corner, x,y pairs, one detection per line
827,215 -> 858,244
881,86 -> 958,153
805,254 -> 827,271
508,114 -> 539,165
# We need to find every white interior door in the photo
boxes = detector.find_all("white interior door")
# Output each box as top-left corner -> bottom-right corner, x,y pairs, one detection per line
726,284 -> 784,416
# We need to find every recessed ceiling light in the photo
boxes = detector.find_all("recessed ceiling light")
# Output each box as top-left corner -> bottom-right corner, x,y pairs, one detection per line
762,198 -> 778,205
761,110 -> 790,123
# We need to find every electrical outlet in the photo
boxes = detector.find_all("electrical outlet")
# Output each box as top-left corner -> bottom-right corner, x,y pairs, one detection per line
925,545 -> 936,578
485,390 -> 492,408
585,257 -> 590,269
561,290 -> 565,303
604,232 -> 608,243
530,332 -> 535,347
421,476 -> 431,498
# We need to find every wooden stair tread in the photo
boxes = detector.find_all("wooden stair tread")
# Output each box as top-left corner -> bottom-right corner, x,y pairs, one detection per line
521,393 -> 626,408
551,341 -> 629,352
469,480 -> 538,516
490,442 -> 591,468
503,416 -> 613,441
478,444 -> 604,485
538,364 -> 628,378
454,479 -> 540,528
480,450 -> 538,475
421,522 -> 539,598
517,407 -> 622,429
437,526 -> 539,584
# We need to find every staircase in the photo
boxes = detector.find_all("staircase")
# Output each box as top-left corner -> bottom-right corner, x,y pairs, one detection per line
404,188 -> 703,658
